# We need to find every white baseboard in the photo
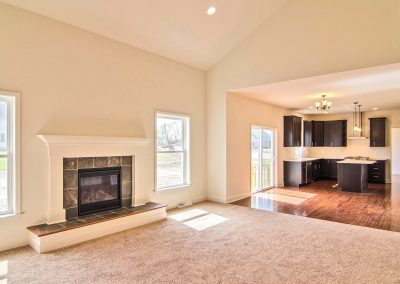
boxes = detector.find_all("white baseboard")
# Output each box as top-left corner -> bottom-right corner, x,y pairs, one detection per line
29,207 -> 167,253
226,193 -> 251,203
206,194 -> 228,203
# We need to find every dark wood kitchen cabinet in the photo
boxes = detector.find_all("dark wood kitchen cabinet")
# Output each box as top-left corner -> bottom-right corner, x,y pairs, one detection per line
284,116 -> 302,147
323,120 -> 347,147
369,118 -> 386,147
284,161 -> 313,187
304,121 -> 324,147
312,159 -> 322,181
368,160 -> 386,183
322,159 -> 341,179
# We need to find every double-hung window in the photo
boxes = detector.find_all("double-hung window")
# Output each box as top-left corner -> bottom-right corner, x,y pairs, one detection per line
0,93 -> 18,216
156,113 -> 190,190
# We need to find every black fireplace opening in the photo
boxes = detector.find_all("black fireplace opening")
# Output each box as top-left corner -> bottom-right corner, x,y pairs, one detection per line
78,166 -> 122,216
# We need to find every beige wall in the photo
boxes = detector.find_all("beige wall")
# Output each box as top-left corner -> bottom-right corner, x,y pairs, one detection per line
207,0 -> 400,202
227,94 -> 309,201
0,3 -> 206,251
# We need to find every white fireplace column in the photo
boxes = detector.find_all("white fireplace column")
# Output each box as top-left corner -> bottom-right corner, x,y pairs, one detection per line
38,135 -> 153,224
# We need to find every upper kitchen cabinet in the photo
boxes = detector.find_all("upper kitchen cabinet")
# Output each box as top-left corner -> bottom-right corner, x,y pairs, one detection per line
304,121 -> 324,147
284,116 -> 302,147
324,120 -> 347,147
369,117 -> 386,147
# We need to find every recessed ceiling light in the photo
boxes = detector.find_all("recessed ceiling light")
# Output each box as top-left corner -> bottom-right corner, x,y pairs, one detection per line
308,106 -> 314,109
207,6 -> 216,15
372,107 -> 379,111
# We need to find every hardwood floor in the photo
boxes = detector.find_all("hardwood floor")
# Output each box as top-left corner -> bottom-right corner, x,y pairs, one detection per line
232,180 -> 400,232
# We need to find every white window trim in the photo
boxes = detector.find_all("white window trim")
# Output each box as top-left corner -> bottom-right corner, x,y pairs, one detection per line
155,111 -> 191,191
0,90 -> 21,217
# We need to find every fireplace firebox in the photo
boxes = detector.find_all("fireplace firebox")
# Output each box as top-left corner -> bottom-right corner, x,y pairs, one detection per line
78,167 -> 122,216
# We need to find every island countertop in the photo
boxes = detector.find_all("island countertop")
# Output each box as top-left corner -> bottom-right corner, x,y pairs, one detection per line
337,159 -> 377,165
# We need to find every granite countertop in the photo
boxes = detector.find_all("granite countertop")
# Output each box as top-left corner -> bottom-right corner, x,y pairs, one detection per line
337,159 -> 377,165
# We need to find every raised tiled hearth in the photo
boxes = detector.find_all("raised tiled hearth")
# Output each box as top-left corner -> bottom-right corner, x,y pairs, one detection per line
28,202 -> 164,237
63,155 -> 134,220
28,202 -> 167,253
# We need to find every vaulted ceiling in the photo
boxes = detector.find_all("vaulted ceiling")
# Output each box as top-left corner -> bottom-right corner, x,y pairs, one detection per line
0,0 -> 286,70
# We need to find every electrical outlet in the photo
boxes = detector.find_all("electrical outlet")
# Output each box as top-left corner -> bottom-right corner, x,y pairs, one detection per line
177,200 -> 192,208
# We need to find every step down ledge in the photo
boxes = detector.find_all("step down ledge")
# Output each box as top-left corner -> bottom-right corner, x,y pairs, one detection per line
28,206 -> 167,253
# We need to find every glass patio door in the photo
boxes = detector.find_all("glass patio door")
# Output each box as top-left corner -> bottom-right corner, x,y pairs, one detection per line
251,126 -> 275,193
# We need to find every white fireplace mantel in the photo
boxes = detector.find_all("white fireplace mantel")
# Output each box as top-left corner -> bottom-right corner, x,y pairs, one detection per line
38,134 -> 154,224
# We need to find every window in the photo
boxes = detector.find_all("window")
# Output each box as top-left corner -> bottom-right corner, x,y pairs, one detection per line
156,113 -> 190,190
0,93 -> 18,216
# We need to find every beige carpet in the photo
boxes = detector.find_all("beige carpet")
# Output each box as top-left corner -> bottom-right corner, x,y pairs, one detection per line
1,202 -> 400,283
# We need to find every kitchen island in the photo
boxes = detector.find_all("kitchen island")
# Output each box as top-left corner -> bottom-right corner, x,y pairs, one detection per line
337,159 -> 376,193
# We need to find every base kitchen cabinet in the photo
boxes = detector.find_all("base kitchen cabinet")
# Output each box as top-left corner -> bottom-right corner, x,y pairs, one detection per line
312,159 -> 322,181
368,160 -> 386,184
321,159 -> 341,180
284,161 -> 313,187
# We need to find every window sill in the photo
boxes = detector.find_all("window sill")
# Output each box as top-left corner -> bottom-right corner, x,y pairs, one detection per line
0,213 -> 17,220
156,184 -> 191,192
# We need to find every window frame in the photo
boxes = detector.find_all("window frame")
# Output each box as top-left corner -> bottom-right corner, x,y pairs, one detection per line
155,111 -> 190,191
0,91 -> 20,217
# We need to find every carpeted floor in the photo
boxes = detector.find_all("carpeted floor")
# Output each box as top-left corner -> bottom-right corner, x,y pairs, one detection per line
1,201 -> 400,283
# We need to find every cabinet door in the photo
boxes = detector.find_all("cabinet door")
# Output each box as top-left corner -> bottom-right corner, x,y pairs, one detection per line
284,116 -> 294,147
330,160 -> 338,178
306,162 -> 313,183
301,162 -> 307,184
294,116 -> 302,147
284,116 -> 302,147
370,118 -> 386,147
331,121 -> 344,147
324,121 -> 346,147
304,121 -> 312,147
312,160 -> 321,181
322,159 -> 330,177
323,121 -> 333,147
313,121 -> 324,147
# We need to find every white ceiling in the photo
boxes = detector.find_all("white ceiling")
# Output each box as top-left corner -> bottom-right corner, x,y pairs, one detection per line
1,0 -> 286,70
231,63 -> 400,114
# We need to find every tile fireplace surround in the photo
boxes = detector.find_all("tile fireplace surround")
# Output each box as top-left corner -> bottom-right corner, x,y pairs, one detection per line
63,155 -> 134,220
38,135 -> 153,224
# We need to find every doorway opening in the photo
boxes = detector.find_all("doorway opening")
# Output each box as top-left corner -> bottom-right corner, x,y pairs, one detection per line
251,126 -> 276,193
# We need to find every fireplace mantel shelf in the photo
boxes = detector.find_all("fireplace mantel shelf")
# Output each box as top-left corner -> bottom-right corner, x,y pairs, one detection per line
38,135 -> 152,145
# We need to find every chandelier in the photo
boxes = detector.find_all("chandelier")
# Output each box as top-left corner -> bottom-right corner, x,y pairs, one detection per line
315,95 -> 332,112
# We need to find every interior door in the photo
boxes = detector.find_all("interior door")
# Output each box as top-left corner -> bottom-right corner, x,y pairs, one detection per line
251,126 -> 275,193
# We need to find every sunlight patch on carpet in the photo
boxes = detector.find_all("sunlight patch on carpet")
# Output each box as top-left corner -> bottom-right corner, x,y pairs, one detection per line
183,213 -> 228,231
168,209 -> 208,222
0,260 -> 8,283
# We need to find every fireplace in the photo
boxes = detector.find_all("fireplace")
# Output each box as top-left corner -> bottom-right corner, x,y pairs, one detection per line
78,167 -> 122,216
